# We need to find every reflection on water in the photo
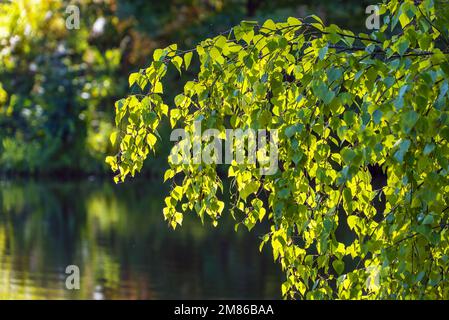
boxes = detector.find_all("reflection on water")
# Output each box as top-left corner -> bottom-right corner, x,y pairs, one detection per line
0,178 -> 282,299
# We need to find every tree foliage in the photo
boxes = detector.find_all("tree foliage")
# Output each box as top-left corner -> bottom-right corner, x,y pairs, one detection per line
1,0 -> 363,175
108,0 -> 449,299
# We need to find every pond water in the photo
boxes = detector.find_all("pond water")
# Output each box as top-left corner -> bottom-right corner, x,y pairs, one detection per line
0,178 -> 282,299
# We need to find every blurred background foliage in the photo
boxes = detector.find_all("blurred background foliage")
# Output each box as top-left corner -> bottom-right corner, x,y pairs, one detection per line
0,0 -> 372,176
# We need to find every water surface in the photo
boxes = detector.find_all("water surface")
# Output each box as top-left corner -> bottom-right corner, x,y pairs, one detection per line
0,178 -> 282,299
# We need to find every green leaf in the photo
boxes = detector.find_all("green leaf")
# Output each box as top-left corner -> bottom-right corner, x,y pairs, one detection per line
174,212 -> 183,225
241,20 -> 258,27
278,188 -> 290,199
332,260 -> 345,275
347,215 -> 358,230
153,48 -> 167,61
172,185 -> 183,201
327,67 -> 343,83
394,139 -> 411,163
262,19 -> 277,31
397,39 -> 410,56
184,51 -> 193,70
153,81 -> 163,94
164,169 -> 175,182
341,148 -> 356,164
373,109 -> 383,124
287,17 -> 301,26
399,12 -> 411,28
172,56 -> 183,74
285,124 -> 302,138
422,214 -> 434,225
318,46 -> 328,60
128,72 -> 139,87
240,180 -> 260,200
313,82 -> 335,104
400,110 -> 419,134
423,143 -> 435,155
146,133 -> 157,148
109,131 -> 118,146
309,14 -> 324,26
210,47 -> 224,64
